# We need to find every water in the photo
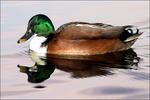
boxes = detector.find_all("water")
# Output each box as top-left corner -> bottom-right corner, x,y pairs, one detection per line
1,1 -> 149,99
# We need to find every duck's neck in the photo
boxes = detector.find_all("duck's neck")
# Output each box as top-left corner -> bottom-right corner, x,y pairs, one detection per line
29,35 -> 47,56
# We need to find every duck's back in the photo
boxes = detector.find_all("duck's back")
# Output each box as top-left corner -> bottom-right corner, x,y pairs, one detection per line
47,22 -> 141,55
55,22 -> 126,40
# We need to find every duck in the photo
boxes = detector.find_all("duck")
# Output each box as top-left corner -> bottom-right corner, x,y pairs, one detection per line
17,14 -> 142,56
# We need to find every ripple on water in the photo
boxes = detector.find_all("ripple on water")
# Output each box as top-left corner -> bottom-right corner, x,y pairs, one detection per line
1,50 -> 30,59
80,86 -> 144,95
1,90 -> 39,97
34,85 -> 46,88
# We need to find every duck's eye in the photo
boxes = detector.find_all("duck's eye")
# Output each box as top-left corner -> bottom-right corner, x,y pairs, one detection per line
31,28 -> 35,33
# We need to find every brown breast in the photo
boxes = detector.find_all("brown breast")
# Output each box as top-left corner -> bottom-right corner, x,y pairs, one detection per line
47,38 -> 129,55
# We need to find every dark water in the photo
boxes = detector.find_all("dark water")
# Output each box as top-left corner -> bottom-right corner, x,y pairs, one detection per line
1,1 -> 149,99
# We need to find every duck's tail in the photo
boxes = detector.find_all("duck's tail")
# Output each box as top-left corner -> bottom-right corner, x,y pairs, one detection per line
124,32 -> 142,42
121,26 -> 143,43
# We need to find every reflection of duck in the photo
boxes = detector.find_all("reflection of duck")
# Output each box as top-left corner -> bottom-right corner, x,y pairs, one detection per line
18,48 -> 140,81
17,14 -> 142,56
48,48 -> 140,78
18,52 -> 55,83
18,64 -> 55,83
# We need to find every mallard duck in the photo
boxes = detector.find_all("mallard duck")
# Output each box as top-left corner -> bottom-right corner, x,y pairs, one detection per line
17,14 -> 142,56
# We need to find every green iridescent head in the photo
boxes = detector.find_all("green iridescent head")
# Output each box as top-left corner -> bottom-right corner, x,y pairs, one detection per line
17,14 -> 55,43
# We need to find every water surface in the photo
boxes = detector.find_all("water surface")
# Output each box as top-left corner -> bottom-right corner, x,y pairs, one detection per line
1,1 -> 149,99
